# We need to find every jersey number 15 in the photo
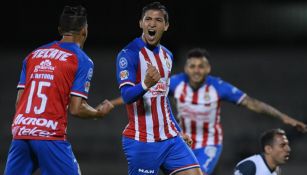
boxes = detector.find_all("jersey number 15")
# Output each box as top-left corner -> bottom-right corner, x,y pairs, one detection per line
25,81 -> 51,114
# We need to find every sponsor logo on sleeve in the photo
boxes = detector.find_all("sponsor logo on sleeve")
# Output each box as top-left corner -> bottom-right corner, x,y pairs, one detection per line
85,81 -> 91,92
87,68 -> 93,80
119,57 -> 128,69
120,70 -> 129,80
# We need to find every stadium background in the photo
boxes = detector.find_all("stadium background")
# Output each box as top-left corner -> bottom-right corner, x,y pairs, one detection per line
0,0 -> 306,174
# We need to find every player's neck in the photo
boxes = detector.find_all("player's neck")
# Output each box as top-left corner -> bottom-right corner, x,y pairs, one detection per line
189,81 -> 203,91
264,154 -> 278,171
60,35 -> 81,48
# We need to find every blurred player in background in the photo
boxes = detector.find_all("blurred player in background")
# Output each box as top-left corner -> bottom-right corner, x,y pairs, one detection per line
4,5 -> 114,175
115,2 -> 202,175
234,128 -> 291,175
168,48 -> 306,174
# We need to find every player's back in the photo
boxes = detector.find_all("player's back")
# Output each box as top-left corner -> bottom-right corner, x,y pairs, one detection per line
12,41 -> 93,141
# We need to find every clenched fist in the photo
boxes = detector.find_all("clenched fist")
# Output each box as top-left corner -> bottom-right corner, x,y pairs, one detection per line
143,63 -> 161,89
96,99 -> 114,117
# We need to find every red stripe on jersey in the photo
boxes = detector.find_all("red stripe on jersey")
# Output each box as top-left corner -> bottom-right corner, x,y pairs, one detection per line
151,97 -> 160,141
201,122 -> 209,147
162,49 -> 168,60
161,97 -> 172,138
124,104 -> 136,138
191,120 -> 197,149
205,85 -> 211,107
137,98 -> 147,142
179,83 -> 187,103
141,48 -> 152,64
214,99 -> 221,145
154,54 -> 165,77
181,117 -> 186,133
192,90 -> 198,105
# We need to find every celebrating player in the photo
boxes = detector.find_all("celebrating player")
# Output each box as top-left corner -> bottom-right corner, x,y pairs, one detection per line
4,5 -> 114,175
234,128 -> 291,175
116,2 -> 202,175
169,48 -> 307,174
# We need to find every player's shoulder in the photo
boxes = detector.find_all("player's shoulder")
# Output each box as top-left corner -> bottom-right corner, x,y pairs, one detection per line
160,45 -> 173,57
118,38 -> 141,57
171,73 -> 187,82
234,159 -> 256,175
206,75 -> 223,85
62,43 -> 93,65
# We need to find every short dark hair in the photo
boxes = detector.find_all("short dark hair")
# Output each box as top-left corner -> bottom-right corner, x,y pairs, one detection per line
186,48 -> 210,60
59,5 -> 87,34
260,128 -> 286,152
141,1 -> 169,23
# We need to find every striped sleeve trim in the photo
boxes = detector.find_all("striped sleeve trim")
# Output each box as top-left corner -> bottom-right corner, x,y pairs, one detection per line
17,84 -> 25,89
70,91 -> 88,99
237,93 -> 247,104
169,164 -> 200,175
119,81 -> 135,89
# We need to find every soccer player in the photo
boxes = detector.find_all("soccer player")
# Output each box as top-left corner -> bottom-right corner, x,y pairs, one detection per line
169,48 -> 307,174
233,128 -> 291,175
116,2 -> 202,175
4,5 -> 114,175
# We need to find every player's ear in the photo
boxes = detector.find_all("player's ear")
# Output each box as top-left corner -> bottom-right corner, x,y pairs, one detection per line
139,20 -> 143,29
205,64 -> 211,74
264,145 -> 272,154
164,22 -> 169,31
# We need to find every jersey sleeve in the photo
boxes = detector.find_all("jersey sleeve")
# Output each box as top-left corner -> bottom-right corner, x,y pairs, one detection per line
215,78 -> 246,104
234,160 -> 256,175
116,49 -> 138,88
70,56 -> 94,99
17,57 -> 28,89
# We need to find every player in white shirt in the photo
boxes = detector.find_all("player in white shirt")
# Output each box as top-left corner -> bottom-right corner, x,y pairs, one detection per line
234,128 -> 290,175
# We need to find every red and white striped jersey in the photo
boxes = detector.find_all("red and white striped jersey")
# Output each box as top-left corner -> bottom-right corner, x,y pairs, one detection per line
116,38 -> 179,142
170,73 -> 246,149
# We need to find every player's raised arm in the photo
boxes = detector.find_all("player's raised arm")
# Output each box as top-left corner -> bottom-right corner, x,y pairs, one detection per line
240,95 -> 307,133
120,63 -> 161,104
69,96 -> 114,119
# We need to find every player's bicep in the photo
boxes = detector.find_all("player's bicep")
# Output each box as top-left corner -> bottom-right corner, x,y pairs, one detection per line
234,160 -> 256,175
218,79 -> 246,104
15,89 -> 24,109
116,51 -> 137,88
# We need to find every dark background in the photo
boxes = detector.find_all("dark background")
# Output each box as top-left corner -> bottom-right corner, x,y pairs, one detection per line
1,0 -> 306,174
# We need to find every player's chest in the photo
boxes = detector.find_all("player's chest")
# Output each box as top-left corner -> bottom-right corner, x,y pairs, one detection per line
138,49 -> 172,80
175,83 -> 219,106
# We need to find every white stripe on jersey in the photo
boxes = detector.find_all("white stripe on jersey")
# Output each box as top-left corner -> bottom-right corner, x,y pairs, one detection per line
133,102 -> 140,141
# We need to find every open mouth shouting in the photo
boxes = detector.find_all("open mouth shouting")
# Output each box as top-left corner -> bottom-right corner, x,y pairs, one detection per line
147,29 -> 157,41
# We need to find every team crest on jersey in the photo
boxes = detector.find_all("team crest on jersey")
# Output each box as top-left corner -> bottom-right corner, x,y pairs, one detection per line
87,68 -> 93,80
119,57 -> 128,69
204,94 -> 211,101
120,70 -> 129,80
34,60 -> 55,72
85,81 -> 91,92
166,59 -> 171,69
